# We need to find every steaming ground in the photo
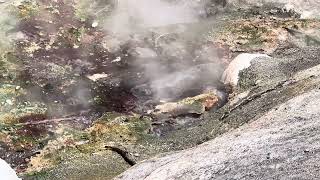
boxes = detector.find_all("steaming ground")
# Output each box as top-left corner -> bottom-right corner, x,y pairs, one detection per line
0,0 -> 230,176
2,0 -> 320,178
0,0 -> 230,126
103,0 -> 227,101
105,0 -> 200,33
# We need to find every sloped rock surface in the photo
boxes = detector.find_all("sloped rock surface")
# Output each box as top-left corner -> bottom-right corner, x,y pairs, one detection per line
117,88 -> 320,180
238,47 -> 320,91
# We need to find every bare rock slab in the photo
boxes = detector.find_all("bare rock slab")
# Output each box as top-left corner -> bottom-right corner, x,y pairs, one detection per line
117,89 -> 320,180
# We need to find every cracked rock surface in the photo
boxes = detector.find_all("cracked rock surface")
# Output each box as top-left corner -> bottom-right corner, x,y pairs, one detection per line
117,81 -> 320,180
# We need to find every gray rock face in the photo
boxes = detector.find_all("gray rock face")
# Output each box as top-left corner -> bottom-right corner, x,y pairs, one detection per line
117,89 -> 320,180
238,47 -> 320,91
227,0 -> 320,18
221,53 -> 270,86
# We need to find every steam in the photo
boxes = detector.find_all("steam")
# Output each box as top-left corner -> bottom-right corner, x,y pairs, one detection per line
103,0 -> 223,101
2,0 -> 224,114
0,1 -> 19,52
104,0 -> 201,36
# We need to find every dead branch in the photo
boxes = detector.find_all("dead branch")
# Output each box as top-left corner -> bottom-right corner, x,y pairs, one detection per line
16,116 -> 83,126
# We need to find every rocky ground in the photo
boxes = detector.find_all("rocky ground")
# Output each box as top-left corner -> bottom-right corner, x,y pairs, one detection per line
0,0 -> 320,179
118,87 -> 320,180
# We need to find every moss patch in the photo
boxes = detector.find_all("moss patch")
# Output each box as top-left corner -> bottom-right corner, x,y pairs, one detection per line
89,112 -> 152,143
15,0 -> 40,19
214,18 -> 320,53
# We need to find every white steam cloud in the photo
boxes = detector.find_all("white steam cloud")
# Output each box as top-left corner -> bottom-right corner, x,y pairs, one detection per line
102,0 -> 224,101
104,0 -> 201,35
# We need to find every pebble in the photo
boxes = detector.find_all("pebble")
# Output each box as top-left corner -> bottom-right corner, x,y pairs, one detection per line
5,99 -> 13,106
92,21 -> 99,28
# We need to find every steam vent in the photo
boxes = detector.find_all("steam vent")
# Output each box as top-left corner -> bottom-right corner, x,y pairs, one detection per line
0,0 -> 320,179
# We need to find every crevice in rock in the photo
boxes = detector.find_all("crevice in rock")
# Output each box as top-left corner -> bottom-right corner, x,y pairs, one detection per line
220,81 -> 287,120
105,146 -> 136,166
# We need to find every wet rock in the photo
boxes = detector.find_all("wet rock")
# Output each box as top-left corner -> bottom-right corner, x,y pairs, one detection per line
92,76 -> 137,113
221,53 -> 270,86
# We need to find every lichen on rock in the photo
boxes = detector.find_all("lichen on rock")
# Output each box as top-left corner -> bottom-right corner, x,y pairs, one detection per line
22,112 -> 153,179
89,112 -> 152,143
153,93 -> 219,118
214,17 -> 320,53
